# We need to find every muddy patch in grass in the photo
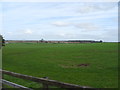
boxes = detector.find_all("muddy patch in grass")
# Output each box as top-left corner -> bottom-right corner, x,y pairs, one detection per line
60,63 -> 90,68
77,63 -> 90,67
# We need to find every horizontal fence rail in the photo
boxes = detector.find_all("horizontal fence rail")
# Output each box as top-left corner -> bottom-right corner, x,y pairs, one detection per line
2,70 -> 98,90
2,79 -> 33,90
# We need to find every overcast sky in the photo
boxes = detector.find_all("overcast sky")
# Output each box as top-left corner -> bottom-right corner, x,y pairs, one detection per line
0,1 -> 118,42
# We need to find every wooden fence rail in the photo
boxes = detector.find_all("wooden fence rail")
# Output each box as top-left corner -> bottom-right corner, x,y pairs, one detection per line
2,70 -> 97,90
2,79 -> 33,90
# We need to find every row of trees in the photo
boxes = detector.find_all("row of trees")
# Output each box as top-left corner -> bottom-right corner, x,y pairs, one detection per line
0,35 -> 5,47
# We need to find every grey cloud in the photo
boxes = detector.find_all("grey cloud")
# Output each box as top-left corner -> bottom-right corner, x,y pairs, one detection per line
100,28 -> 118,42
74,23 -> 100,31
52,21 -> 71,27
52,21 -> 100,31
77,2 -> 117,14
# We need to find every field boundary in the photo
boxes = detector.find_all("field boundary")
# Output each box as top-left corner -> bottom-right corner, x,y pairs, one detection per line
2,70 -> 97,90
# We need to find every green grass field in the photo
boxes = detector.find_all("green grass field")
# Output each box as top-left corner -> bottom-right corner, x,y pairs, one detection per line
2,43 -> 118,88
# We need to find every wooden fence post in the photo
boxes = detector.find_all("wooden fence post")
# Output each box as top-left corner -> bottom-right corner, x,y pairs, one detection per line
42,77 -> 49,90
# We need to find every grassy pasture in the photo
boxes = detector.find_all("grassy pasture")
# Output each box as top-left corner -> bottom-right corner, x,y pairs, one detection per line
3,43 -> 118,88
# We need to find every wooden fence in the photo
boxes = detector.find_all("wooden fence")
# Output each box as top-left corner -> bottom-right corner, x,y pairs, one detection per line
2,70 -> 98,90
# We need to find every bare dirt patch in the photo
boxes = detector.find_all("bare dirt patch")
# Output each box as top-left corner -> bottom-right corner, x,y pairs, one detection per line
77,63 -> 90,67
60,63 -> 90,68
